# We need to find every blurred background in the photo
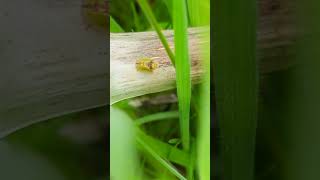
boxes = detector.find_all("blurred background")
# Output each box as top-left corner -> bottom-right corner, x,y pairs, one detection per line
213,0 -> 320,180
0,107 -> 108,180
0,0 -> 108,179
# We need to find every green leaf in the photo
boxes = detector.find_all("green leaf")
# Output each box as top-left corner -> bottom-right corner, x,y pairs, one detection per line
136,135 -> 187,180
173,0 -> 192,179
173,0 -> 191,152
212,0 -> 258,180
110,16 -> 124,33
168,138 -> 180,145
135,111 -> 179,126
195,1 -> 211,179
130,2 -> 142,31
135,128 -> 190,167
187,0 -> 210,27
163,0 -> 173,18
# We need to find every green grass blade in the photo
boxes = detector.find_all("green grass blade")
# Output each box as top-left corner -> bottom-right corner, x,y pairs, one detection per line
163,0 -> 173,18
110,16 -> 124,32
136,137 -> 186,180
135,111 -> 179,126
212,0 -> 258,180
131,2 -> 142,31
187,0 -> 210,27
196,0 -> 211,178
173,0 -> 191,152
173,0 -> 192,178
187,140 -> 197,180
186,0 -> 199,26
137,0 -> 175,66
136,128 -> 190,167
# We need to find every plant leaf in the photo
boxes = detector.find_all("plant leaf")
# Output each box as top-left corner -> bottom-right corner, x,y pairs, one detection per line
212,0 -> 258,179
135,111 -> 179,126
173,0 -> 191,152
110,16 -> 124,32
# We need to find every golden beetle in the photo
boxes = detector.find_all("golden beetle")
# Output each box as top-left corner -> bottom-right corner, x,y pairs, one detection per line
135,58 -> 159,72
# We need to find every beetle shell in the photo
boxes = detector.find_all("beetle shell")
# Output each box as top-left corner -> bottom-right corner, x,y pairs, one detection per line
135,58 -> 158,72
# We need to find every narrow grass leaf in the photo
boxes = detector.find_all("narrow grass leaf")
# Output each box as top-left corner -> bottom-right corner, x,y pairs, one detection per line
197,1 -> 211,178
130,2 -> 142,31
136,136 -> 187,180
137,0 -> 175,66
135,111 -> 179,126
212,0 -> 258,180
173,0 -> 191,152
187,140 -> 197,180
173,0 -> 192,178
136,128 -> 190,167
186,0 -> 199,26
187,0 -> 210,27
110,16 -> 124,32
162,0 -> 173,18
